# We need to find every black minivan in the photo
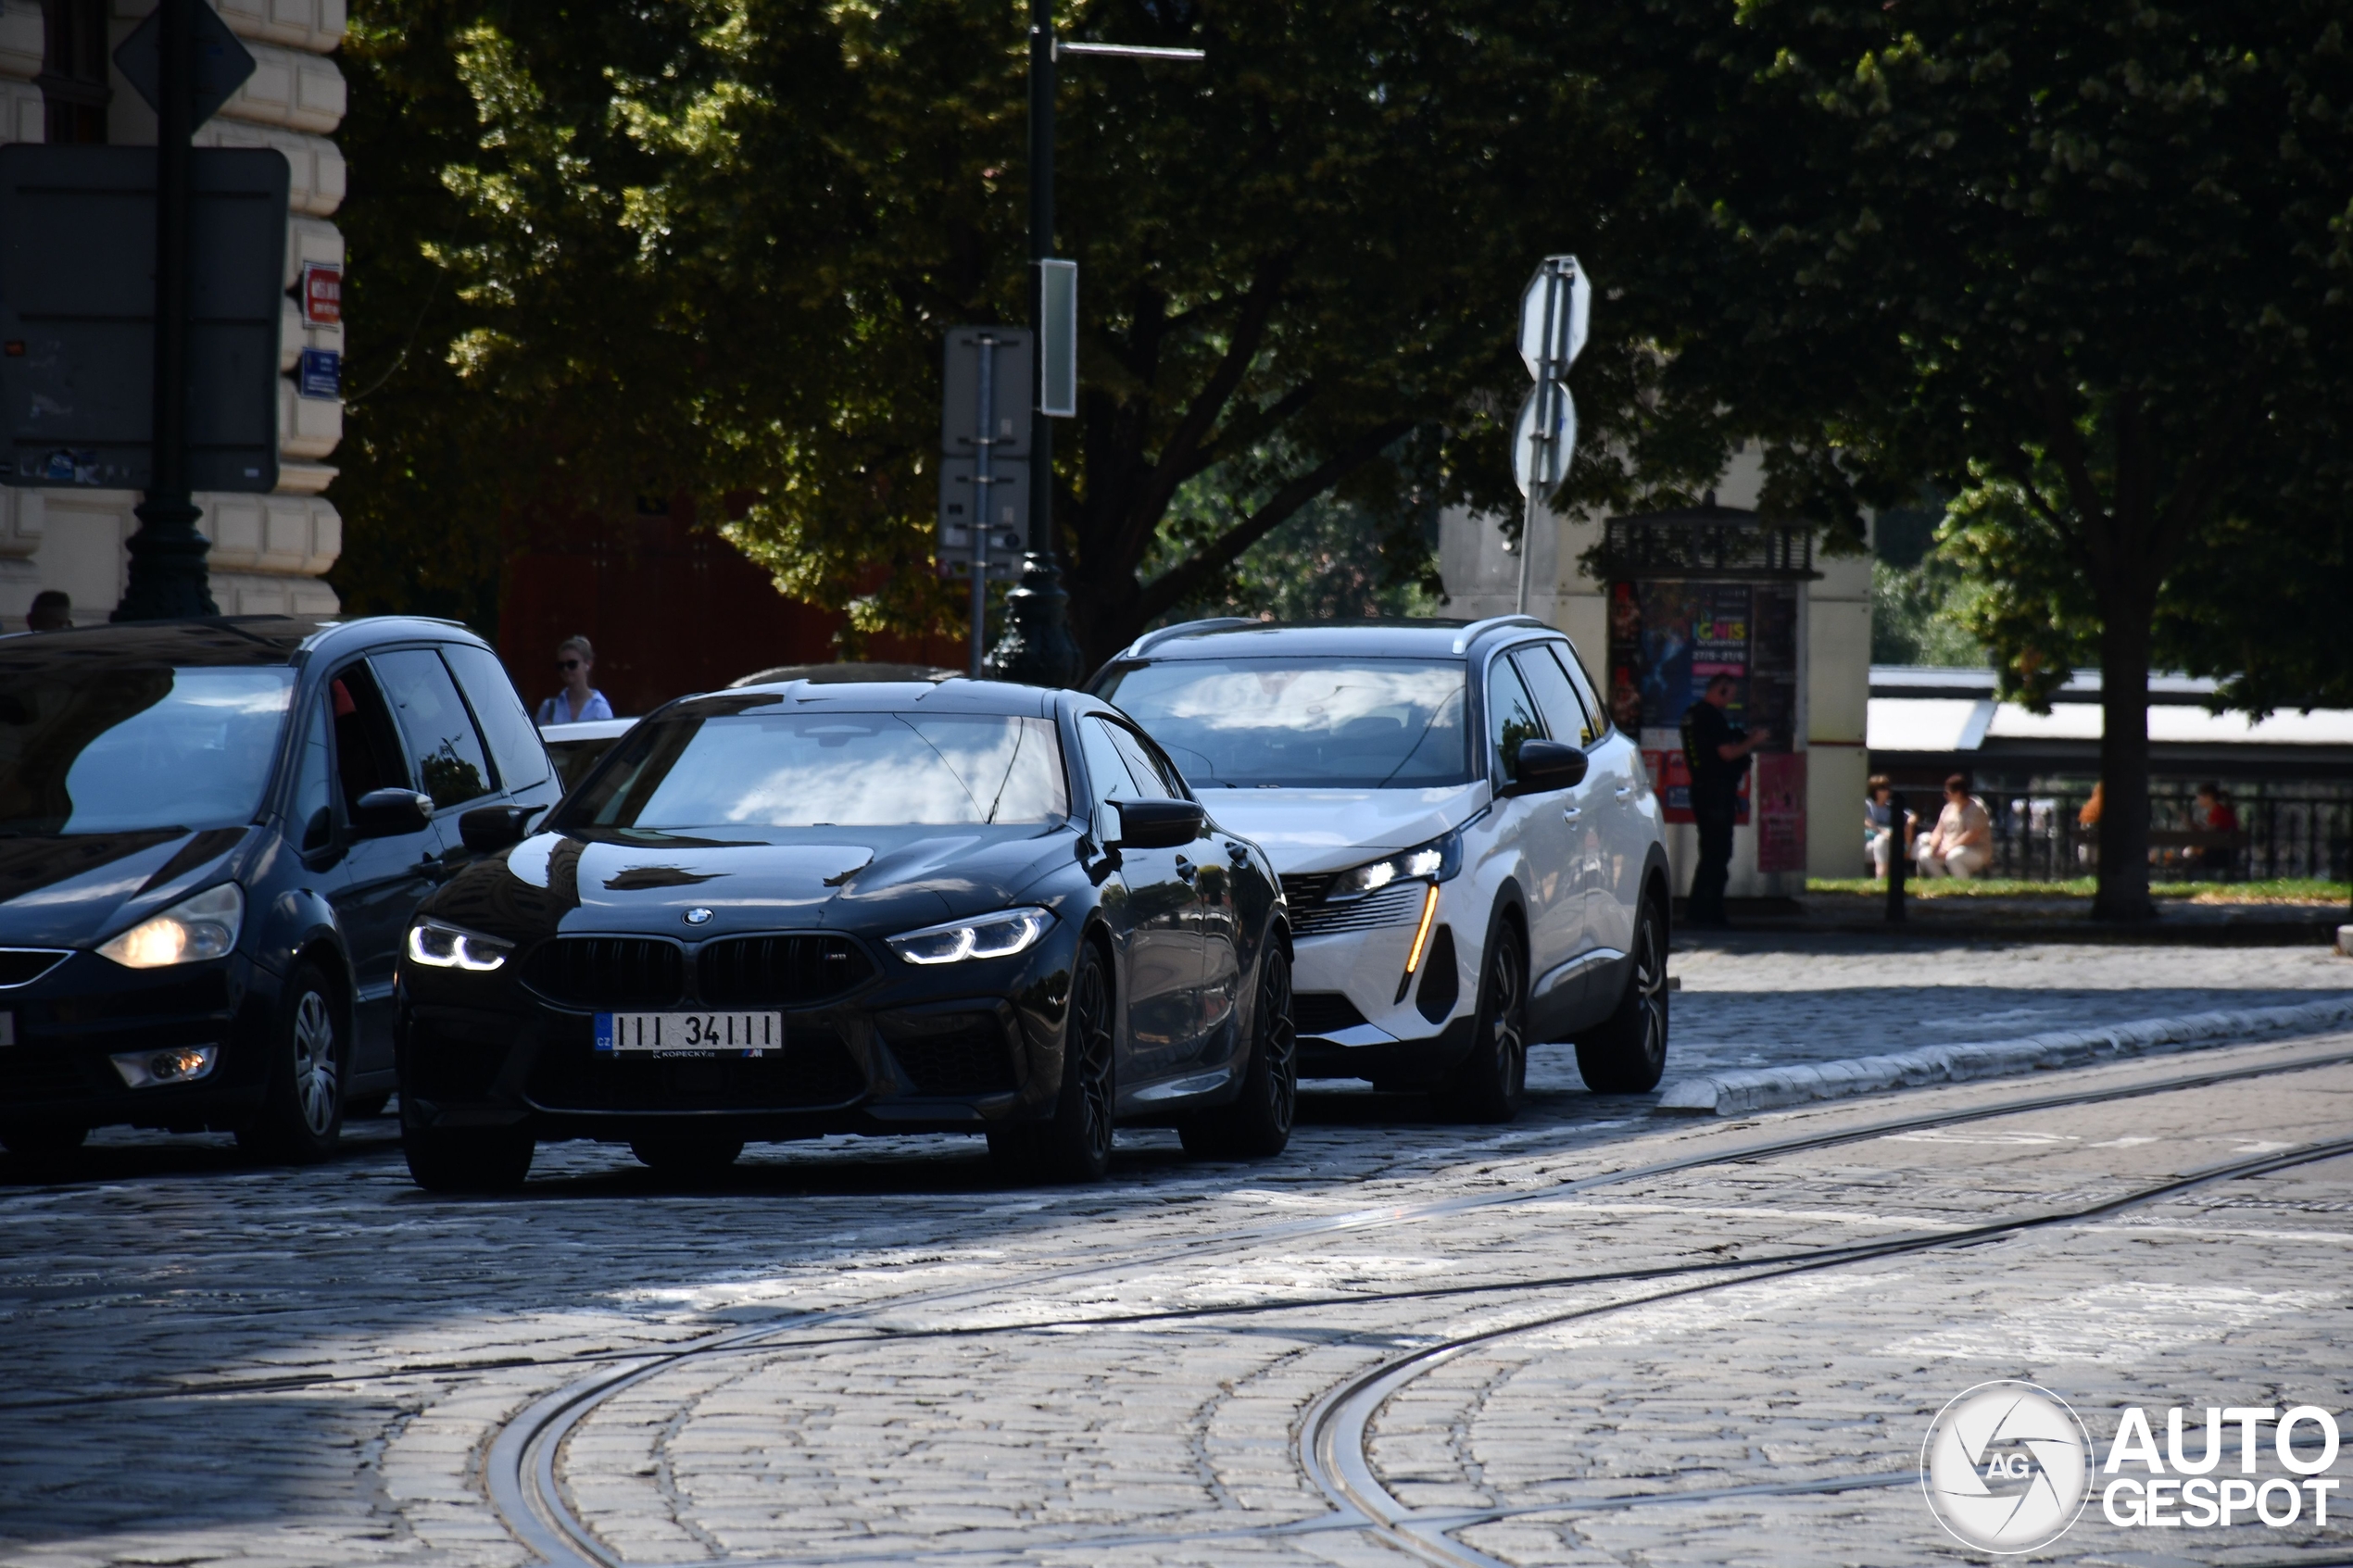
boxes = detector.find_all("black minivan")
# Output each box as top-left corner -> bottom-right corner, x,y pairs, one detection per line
0,616 -> 560,1161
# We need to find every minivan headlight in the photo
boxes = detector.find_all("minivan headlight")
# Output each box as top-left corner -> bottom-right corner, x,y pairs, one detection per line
406,919 -> 513,972
887,907 -> 1053,965
1327,831 -> 1464,901
98,884 -> 244,969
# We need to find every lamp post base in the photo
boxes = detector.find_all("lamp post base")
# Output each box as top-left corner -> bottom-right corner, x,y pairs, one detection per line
112,496 -> 217,621
990,551 -> 1085,687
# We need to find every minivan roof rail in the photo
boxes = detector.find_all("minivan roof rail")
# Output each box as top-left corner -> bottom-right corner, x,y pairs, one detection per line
1451,614 -> 1547,654
1121,617 -> 1260,659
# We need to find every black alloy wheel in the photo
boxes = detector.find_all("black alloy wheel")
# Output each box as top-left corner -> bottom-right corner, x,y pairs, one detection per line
1447,922 -> 1528,1123
630,1132 -> 747,1177
237,961 -> 347,1162
992,941 -> 1115,1183
1179,946 -> 1297,1159
403,1124 -> 535,1193
1576,895 -> 1670,1094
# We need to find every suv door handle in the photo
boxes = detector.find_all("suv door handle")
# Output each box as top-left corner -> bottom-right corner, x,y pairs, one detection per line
1174,857 -> 1197,883
1562,806 -> 1582,821
1614,785 -> 1635,799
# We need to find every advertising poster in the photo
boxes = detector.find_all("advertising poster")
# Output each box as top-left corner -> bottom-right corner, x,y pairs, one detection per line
1755,749 -> 1808,872
1612,581 -> 1755,825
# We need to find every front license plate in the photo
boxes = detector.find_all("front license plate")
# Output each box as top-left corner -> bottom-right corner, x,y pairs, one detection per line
595,1011 -> 782,1055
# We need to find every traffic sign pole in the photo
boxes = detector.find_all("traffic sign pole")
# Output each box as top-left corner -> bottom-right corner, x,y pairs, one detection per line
1508,256 -> 1591,619
969,332 -> 999,678
1515,270 -> 1560,617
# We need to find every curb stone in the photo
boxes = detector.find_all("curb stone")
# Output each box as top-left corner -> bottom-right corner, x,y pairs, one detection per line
1653,997 -> 2353,1116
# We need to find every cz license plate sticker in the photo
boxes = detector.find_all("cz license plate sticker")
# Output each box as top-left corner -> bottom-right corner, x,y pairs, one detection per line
595,1011 -> 782,1056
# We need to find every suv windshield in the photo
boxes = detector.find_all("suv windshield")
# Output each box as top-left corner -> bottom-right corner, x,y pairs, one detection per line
0,666 -> 296,834
1099,658 -> 1470,788
559,710 -> 1069,829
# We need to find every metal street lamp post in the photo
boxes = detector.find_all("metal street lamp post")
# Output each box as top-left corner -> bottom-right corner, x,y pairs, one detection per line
990,4 -> 1201,686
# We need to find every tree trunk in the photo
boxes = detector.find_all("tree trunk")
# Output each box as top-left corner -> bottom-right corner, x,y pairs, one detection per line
2092,594 -> 2157,922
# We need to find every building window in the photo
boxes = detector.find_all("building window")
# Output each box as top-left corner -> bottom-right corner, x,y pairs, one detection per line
39,0 -> 111,144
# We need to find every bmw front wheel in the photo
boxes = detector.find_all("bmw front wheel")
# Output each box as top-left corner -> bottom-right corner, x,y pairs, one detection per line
995,941 -> 1116,1184
1180,946 -> 1297,1160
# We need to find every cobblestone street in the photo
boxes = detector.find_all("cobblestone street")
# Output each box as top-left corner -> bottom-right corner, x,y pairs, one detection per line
6,939 -> 2353,1568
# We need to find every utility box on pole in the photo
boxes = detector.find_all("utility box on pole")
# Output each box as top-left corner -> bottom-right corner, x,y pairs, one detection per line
0,145 -> 287,494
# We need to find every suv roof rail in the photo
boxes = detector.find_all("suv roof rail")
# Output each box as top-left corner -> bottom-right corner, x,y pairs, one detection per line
1450,614 -> 1548,654
1122,617 -> 1261,659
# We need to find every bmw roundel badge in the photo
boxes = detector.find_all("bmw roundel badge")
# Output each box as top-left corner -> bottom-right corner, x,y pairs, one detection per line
684,907 -> 713,925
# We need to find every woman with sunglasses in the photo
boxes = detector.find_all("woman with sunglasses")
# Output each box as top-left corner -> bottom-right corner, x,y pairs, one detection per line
535,635 -> 614,725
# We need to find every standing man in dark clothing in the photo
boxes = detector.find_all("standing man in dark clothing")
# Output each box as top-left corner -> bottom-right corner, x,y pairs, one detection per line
1680,672 -> 1770,926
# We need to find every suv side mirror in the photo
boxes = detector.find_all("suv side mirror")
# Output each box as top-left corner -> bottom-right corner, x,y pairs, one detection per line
1507,739 -> 1589,797
459,803 -> 543,853
1095,798 -> 1206,850
351,788 -> 434,838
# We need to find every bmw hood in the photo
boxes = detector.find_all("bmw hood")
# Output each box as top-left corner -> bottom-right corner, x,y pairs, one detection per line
1196,784 -> 1489,874
0,827 -> 258,948
429,824 -> 1080,944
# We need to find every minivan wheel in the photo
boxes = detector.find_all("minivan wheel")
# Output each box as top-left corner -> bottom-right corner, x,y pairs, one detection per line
997,942 -> 1115,1184
1180,947 -> 1297,1160
236,963 -> 346,1163
1446,923 -> 1528,1123
403,1125 -> 535,1193
1575,896 -> 1670,1094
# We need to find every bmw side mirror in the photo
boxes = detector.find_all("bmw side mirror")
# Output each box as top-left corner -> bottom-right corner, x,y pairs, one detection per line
351,788 -> 434,838
459,803 -> 542,853
1113,798 -> 1208,850
1508,739 -> 1590,797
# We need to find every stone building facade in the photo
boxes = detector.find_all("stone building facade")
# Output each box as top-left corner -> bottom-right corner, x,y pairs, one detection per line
0,0 -> 345,631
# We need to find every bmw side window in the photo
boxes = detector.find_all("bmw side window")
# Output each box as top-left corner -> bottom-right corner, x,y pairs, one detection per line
1078,717 -> 1143,807
1487,657 -> 1542,783
1107,724 -> 1182,800
372,649 -> 496,811
292,696 -> 334,852
1515,646 -> 1595,750
441,643 -> 550,792
1549,644 -> 1611,743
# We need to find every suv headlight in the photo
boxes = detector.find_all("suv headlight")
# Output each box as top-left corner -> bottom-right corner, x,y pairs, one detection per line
406,918 -> 513,972
1327,831 -> 1464,901
99,884 -> 244,969
887,907 -> 1053,966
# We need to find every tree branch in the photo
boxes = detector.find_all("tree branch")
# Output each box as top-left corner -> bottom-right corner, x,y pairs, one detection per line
1131,418 -> 1415,625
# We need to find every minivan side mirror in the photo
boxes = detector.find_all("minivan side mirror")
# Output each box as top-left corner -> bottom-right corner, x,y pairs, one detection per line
1094,797 -> 1206,851
351,788 -> 434,838
1507,739 -> 1590,797
459,803 -> 543,853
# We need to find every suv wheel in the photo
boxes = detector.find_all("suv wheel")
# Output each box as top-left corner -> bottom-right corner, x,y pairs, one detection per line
994,941 -> 1115,1183
1447,921 -> 1528,1123
1576,895 -> 1670,1094
236,963 -> 346,1162
1180,947 -> 1297,1160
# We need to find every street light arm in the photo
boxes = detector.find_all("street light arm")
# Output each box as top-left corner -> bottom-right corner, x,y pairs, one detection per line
1055,41 -> 1205,60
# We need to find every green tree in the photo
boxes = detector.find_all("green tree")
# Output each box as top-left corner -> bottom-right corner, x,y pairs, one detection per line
334,0 -> 1754,664
1651,0 -> 2353,918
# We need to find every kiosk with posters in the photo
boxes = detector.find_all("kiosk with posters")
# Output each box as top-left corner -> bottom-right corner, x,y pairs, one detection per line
1595,503 -> 1818,899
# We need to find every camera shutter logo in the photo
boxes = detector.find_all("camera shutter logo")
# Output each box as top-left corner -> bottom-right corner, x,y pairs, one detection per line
1921,1381 -> 2094,1553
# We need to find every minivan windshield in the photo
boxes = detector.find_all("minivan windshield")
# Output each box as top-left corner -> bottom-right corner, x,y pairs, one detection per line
559,711 -> 1069,829
1098,658 -> 1470,788
0,666 -> 296,834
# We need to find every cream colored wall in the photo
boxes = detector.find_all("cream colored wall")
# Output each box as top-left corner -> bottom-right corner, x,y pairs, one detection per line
0,0 -> 346,630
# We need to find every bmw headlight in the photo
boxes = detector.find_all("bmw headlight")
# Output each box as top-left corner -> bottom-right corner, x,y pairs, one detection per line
405,918 -> 513,972
98,884 -> 244,969
887,907 -> 1053,966
1327,831 -> 1463,901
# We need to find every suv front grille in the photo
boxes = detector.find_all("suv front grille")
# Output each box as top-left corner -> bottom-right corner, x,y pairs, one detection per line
1291,993 -> 1369,1037
698,935 -> 872,1008
524,938 -> 686,1010
0,949 -> 69,988
1292,881 -> 1426,939
1278,873 -> 1332,909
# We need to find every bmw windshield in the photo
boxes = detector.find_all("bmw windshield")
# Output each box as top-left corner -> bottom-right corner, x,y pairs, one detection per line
0,663 -> 296,835
556,708 -> 1070,830
1098,658 -> 1470,788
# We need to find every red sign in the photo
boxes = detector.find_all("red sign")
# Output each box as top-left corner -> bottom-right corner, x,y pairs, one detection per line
1755,750 -> 1808,873
1642,747 -> 1750,826
300,260 -> 342,326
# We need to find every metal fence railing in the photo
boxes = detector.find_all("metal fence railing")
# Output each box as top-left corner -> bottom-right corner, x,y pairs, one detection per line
1968,776 -> 2353,883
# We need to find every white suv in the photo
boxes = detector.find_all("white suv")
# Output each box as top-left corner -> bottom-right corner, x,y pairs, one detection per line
1092,615 -> 1670,1119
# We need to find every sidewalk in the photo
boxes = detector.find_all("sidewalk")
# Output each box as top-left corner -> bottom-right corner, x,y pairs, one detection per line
1676,890 -> 2349,946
